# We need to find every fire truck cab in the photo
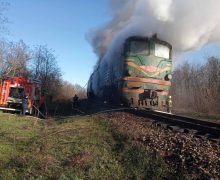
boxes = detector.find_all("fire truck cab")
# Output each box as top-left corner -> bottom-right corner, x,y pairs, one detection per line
0,77 -> 44,115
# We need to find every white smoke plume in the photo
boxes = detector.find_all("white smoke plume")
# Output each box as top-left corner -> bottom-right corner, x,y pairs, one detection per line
88,0 -> 220,58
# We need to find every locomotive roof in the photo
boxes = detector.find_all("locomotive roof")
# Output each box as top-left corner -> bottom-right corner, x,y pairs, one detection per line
125,36 -> 172,48
91,35 -> 172,74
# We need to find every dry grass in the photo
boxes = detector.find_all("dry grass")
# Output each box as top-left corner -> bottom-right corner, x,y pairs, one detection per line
0,112 -> 172,179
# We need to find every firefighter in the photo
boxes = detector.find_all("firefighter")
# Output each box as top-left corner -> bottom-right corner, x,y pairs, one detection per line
72,94 -> 79,108
22,94 -> 28,115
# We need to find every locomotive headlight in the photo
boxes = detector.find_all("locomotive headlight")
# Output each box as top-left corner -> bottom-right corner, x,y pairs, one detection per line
168,74 -> 172,80
165,74 -> 172,81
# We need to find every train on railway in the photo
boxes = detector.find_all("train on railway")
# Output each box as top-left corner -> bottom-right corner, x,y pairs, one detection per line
87,35 -> 172,112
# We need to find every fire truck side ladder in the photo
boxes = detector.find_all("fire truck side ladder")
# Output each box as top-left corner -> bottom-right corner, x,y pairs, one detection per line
0,81 -> 8,105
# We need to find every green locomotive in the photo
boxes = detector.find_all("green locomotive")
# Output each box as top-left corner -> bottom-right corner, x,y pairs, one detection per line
88,35 -> 172,112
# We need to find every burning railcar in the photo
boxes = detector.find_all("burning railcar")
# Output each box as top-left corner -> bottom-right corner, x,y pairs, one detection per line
87,36 -> 172,111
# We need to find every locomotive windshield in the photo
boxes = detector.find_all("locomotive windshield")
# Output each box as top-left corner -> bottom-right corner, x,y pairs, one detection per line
129,40 -> 149,55
155,43 -> 171,59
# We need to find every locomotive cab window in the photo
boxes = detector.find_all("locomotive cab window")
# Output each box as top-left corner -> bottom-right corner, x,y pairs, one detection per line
129,41 -> 149,55
155,43 -> 170,59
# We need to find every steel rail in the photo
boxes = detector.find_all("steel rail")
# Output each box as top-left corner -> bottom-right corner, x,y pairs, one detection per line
70,99 -> 220,141
127,109 -> 220,140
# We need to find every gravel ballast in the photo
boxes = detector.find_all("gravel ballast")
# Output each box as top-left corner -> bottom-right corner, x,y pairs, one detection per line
99,112 -> 220,179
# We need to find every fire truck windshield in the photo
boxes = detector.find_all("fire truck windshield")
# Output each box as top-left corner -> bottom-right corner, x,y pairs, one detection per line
9,87 -> 24,99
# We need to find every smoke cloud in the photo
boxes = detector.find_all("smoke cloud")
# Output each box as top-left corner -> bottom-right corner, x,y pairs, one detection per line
88,0 -> 220,58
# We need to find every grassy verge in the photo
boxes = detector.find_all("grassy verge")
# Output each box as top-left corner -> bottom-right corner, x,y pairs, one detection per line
173,109 -> 220,123
0,113 -> 172,179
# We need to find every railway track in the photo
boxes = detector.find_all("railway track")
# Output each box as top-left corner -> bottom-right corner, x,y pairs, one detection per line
126,109 -> 220,142
72,99 -> 220,142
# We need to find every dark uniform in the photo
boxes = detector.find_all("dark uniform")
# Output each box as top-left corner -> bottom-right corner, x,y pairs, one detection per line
22,95 -> 28,115
72,94 -> 79,108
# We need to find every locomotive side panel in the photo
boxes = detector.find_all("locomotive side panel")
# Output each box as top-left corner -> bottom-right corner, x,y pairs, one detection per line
88,45 -> 124,103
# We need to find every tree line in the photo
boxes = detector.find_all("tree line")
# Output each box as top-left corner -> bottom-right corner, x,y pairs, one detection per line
171,57 -> 220,115
1,3 -> 219,115
1,40 -> 218,115
0,40 -> 86,101
0,3 -> 86,106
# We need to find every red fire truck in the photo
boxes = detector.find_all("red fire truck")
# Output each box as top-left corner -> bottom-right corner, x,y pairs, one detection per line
0,76 -> 45,115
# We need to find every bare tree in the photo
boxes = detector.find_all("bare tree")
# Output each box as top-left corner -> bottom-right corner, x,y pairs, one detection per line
0,40 -> 30,78
171,57 -> 220,115
31,45 -> 62,98
55,81 -> 87,101
0,40 -> 7,77
74,83 -> 87,98
56,81 -> 75,101
5,41 -> 29,77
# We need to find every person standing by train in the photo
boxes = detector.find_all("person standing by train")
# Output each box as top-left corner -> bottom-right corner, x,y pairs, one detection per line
72,94 -> 80,109
22,93 -> 28,115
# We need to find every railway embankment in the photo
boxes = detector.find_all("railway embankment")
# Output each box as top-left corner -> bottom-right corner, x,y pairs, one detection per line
99,112 -> 220,179
0,111 -> 219,179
